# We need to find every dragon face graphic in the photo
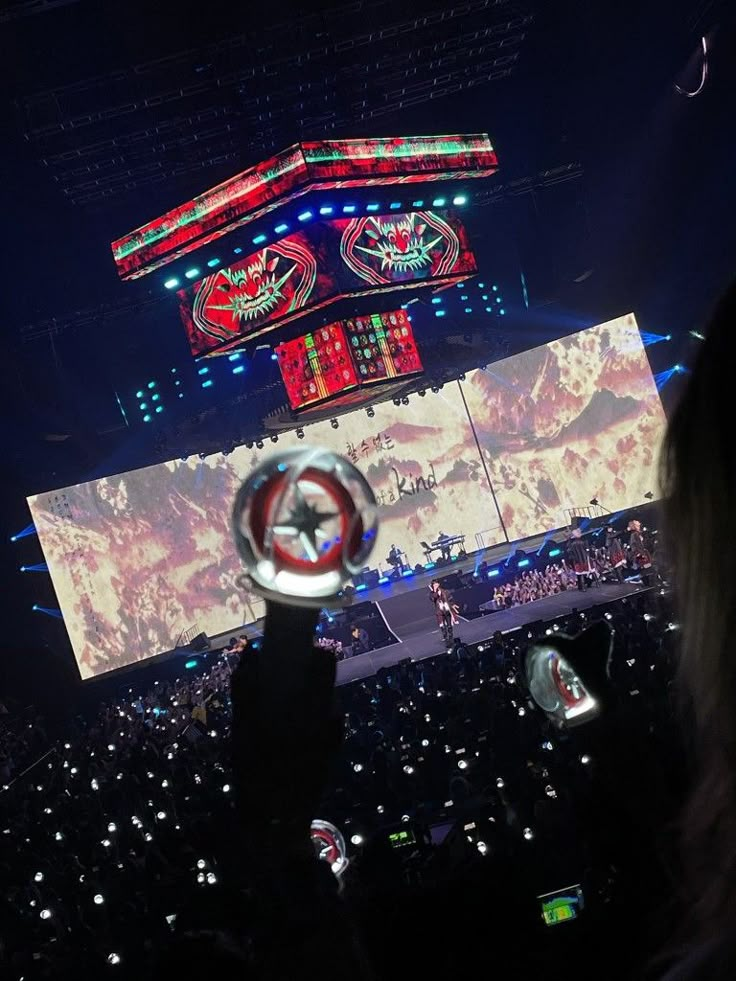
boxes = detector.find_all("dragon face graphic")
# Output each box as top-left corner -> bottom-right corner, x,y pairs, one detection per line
208,252 -> 296,326
356,215 -> 442,274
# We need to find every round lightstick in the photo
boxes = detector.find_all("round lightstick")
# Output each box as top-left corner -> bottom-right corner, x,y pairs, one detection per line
232,446 -> 378,607
525,644 -> 600,728
310,818 -> 349,878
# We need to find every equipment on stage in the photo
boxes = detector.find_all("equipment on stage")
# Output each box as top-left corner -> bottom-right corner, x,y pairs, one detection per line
422,534 -> 466,562
386,545 -> 408,577
310,819 -> 349,878
232,446 -> 378,607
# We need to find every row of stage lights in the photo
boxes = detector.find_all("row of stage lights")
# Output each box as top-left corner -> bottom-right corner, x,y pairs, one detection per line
160,194 -> 469,291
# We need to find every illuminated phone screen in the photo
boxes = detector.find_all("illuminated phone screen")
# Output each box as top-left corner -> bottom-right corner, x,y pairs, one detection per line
538,884 -> 584,926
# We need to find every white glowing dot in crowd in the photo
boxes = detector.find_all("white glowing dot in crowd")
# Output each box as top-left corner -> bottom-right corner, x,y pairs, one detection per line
457,759 -> 468,770
518,707 -> 526,717
553,624 -> 560,631
30,898 -> 37,906
403,765 -> 415,775
144,833 -> 153,842
197,872 -> 206,883
107,822 -> 117,833
116,773 -> 123,781
207,872 -> 217,885
496,778 -> 505,789
542,741 -> 554,751
54,832 -> 64,841
667,622 -> 680,631
161,780 -> 169,788
222,784 -> 231,793
401,814 -> 410,823
377,805 -> 385,814
424,713 -> 431,722
101,839 -> 112,848
119,710 -> 125,717
36,784 -> 43,792
197,859 -> 206,869
91,778 -> 99,791
146,772 -> 154,779
156,811 -> 167,821
63,762 -> 69,769
581,754 -> 591,765
523,827 -> 534,841
107,952 -> 121,965
477,841 -> 488,856
209,730 -> 217,738
421,739 -> 429,747
350,834 -> 364,846
166,753 -> 173,760
173,743 -> 179,750
94,894 -> 104,905
40,908 -> 52,920
64,743 -> 70,749
79,874 -> 85,883
44,807 -> 52,815
107,744 -> 115,752
545,785 -> 557,798
34,872 -> 44,882
545,628 -> 553,636
353,763 -> 363,773
70,767 -> 78,775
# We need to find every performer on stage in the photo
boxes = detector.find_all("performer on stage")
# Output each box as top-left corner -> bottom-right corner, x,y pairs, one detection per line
436,531 -> 452,562
428,579 -> 458,645
386,544 -> 405,577
567,527 -> 592,591
627,519 -> 653,586
605,526 -> 627,582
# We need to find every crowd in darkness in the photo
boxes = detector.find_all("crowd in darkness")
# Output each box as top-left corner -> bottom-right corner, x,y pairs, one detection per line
0,583 -> 686,980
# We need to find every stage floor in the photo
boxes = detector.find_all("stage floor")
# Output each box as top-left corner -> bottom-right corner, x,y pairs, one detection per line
335,581 -> 641,686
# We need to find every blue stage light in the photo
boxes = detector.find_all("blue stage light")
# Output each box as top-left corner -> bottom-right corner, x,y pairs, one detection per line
171,368 -> 177,373
435,310 -> 446,318
492,284 -> 498,291
366,203 -> 380,212
425,562 -> 436,570
178,393 -> 184,398
232,365 -> 245,375
164,277 -> 179,290
478,282 -> 485,288
155,406 -> 163,414
378,577 -> 390,585
139,402 -> 147,410
432,197 -> 446,207
464,307 -> 472,314
641,331 -> 671,347
175,380 -> 181,386
298,210 -> 313,222
431,297 -> 442,304
389,202 -> 401,209
274,222 -> 289,234
197,367 -> 209,375
549,548 -> 562,558
402,569 -> 415,577
253,234 -> 267,245
143,414 -> 152,422
147,381 -> 156,389
355,584 -> 368,592
202,380 -> 213,389
485,307 -> 492,313
518,558 -> 530,567
461,295 -> 468,300
488,569 -> 500,578
233,247 -> 243,254
184,268 -> 200,280
412,199 -> 424,208
136,390 -> 144,398
271,353 -> 278,361
32,604 -> 63,618
228,352 -> 242,361
20,563 -> 48,572
151,394 -> 160,402
674,363 -> 685,372
319,206 -> 334,215
499,308 -> 506,315
452,194 -> 467,205
207,257 -> 221,268
342,205 -> 356,214
185,659 -> 198,670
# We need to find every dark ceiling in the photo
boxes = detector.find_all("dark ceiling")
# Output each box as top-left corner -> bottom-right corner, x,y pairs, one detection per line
0,0 -> 734,496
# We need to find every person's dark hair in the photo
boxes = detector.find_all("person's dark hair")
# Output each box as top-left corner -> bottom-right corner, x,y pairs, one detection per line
660,281 -> 736,941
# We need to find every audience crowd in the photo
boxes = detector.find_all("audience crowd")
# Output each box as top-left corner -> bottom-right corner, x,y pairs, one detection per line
0,583 -> 685,980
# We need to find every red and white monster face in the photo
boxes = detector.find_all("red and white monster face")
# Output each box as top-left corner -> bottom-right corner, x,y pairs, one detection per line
356,214 -> 442,274
208,253 -> 296,326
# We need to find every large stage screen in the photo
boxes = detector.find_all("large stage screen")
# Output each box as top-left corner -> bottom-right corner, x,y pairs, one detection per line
28,313 -> 665,679
459,313 -> 667,540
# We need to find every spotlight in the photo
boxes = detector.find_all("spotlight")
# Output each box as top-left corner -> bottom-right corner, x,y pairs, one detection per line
197,859 -> 206,869
40,908 -> 52,920
107,953 -> 121,965
523,827 -> 535,841
350,834 -> 364,846
256,440 -> 264,449
270,434 -> 278,443
393,398 -> 401,406
401,397 -> 409,405
207,872 -> 217,885
366,406 -> 375,418
93,893 -> 104,905
330,418 -> 339,429
431,386 -> 439,394
418,390 -> 426,397
674,364 -> 684,373
34,871 -> 44,882
296,427 -> 305,440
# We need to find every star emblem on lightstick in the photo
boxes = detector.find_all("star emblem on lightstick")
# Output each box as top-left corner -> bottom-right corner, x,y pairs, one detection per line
271,485 -> 338,563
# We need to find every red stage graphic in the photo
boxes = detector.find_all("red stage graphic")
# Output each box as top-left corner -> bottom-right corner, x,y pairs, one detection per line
111,135 -> 497,280
179,210 -> 475,356
277,310 -> 423,410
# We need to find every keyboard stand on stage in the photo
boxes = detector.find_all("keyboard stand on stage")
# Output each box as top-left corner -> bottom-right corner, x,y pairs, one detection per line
422,535 -> 466,563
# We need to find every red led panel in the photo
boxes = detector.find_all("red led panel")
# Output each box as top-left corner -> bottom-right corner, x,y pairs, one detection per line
111,134 -> 496,280
276,309 -> 423,411
277,323 -> 358,410
178,210 -> 476,357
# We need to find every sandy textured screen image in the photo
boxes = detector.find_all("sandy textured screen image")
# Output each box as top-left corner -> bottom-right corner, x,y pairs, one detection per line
28,313 -> 665,679
460,313 -> 666,541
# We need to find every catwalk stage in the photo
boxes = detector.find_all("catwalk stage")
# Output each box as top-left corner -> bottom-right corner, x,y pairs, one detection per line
334,580 -> 641,686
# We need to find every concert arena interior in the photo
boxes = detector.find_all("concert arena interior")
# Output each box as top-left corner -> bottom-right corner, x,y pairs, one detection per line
2,3 -> 735,979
